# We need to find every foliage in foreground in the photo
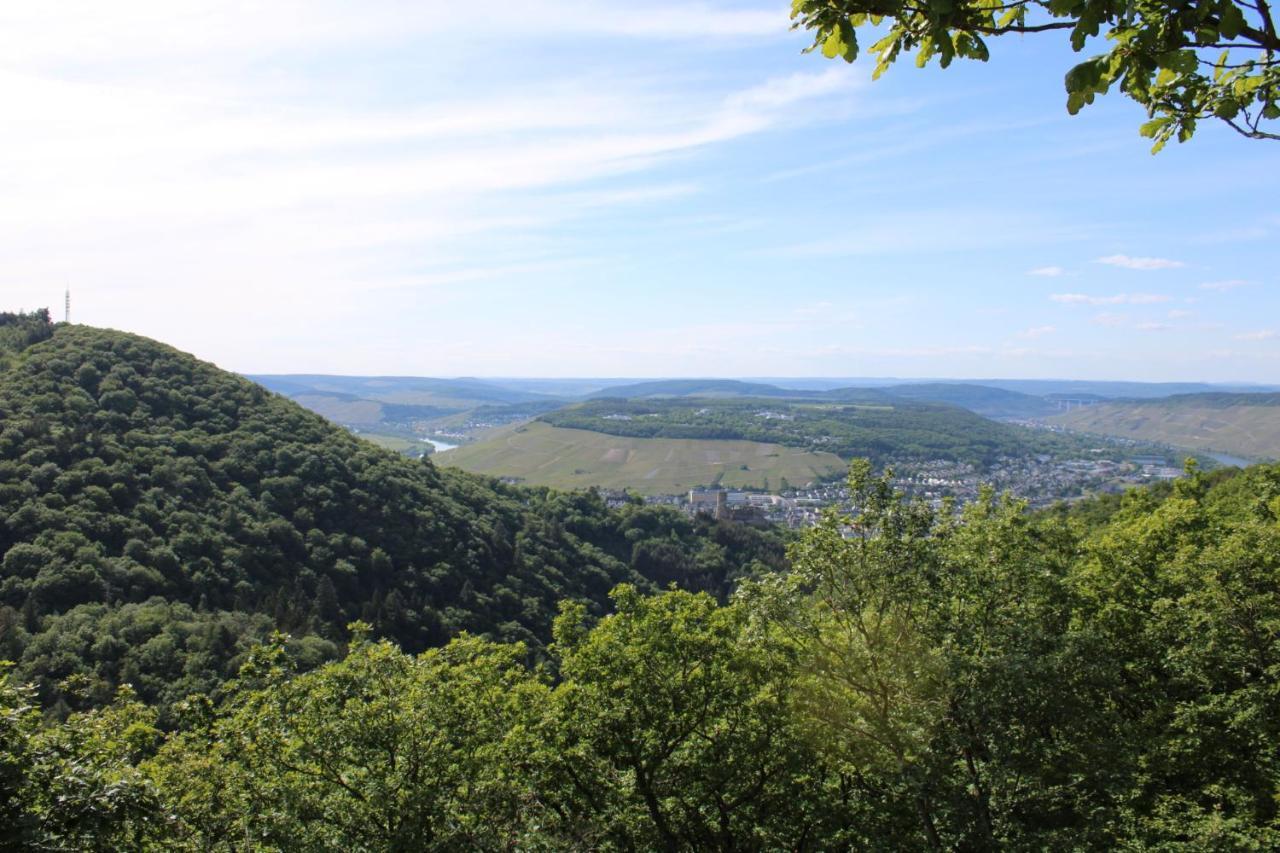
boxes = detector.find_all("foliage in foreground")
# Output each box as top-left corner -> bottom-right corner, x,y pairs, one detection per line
793,0 -> 1280,149
5,460 -> 1278,849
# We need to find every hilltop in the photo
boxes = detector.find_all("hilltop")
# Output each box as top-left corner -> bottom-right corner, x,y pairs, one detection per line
0,321 -> 784,714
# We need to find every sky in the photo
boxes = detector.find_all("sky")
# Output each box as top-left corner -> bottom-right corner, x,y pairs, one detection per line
2,2 -> 1277,381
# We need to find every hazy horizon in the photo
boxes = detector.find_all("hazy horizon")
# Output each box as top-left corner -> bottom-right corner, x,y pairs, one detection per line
246,371 -> 1280,390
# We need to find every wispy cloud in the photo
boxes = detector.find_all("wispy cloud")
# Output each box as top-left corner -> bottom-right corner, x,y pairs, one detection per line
772,208 -> 1082,257
1016,325 -> 1056,339
1096,254 -> 1185,271
1027,266 -> 1065,277
1051,293 -> 1170,306
0,2 -> 789,68
1200,279 -> 1254,291
1235,330 -> 1276,341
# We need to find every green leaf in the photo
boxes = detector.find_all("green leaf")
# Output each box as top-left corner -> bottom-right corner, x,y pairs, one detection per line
821,27 -> 845,59
1139,116 -> 1172,138
1213,49 -> 1230,82
1219,2 -> 1246,39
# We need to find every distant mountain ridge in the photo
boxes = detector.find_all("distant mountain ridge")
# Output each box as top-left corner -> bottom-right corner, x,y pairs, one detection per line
251,374 -> 560,406
249,372 -> 1280,457
586,379 -> 1056,420
586,379 -> 810,400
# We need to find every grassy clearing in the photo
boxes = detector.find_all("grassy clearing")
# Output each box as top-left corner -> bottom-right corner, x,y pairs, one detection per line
435,422 -> 846,495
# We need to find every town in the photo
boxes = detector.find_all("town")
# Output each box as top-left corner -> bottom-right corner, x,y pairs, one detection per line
606,453 -> 1189,528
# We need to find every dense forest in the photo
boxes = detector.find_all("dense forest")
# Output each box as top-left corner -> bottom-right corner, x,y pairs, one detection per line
3,314 -> 1278,848
5,458 -> 1278,848
542,397 -> 1125,468
0,317 -> 784,717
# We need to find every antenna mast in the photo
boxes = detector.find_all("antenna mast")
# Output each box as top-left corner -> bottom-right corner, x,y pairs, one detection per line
64,288 -> 70,324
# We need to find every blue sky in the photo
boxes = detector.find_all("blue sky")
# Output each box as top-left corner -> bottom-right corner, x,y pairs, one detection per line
2,2 -> 1277,381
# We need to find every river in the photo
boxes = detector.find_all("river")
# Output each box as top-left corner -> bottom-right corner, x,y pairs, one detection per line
1204,451 -> 1255,468
421,437 -> 459,453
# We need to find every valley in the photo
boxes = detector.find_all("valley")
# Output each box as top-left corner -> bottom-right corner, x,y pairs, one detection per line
257,372 -> 1254,510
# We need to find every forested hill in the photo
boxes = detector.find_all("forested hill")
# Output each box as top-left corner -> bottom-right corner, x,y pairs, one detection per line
0,321 -> 784,714
541,397 -> 1088,468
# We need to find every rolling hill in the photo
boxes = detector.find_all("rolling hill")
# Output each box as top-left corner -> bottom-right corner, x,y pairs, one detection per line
0,318 -> 784,713
537,397 -> 1089,469
436,421 -> 846,494
252,374 -> 558,407
585,379 -> 803,399
877,383 -> 1059,420
252,374 -> 563,432
1050,393 -> 1280,461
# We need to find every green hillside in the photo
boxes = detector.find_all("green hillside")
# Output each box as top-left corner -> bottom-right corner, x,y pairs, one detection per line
540,397 -> 1093,469
0,319 -> 784,715
1050,392 -> 1280,461
437,421 -> 846,494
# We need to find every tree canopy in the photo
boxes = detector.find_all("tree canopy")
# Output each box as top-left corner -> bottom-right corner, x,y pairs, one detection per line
792,0 -> 1280,149
3,459 -> 1278,848
0,324 -> 785,718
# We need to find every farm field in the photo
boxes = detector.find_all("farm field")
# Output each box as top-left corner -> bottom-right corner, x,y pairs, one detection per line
1049,394 -> 1280,461
435,422 -> 846,495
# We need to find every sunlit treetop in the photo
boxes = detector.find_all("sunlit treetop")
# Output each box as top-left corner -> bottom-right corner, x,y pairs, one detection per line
793,0 -> 1280,150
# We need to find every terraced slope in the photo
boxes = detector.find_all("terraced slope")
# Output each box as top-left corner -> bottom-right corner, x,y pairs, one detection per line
436,422 -> 845,494
1050,393 -> 1280,461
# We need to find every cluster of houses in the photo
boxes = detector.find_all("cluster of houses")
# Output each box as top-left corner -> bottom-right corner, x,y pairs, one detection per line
669,452 -> 1189,527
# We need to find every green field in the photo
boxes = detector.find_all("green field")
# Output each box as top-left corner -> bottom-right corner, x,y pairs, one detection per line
435,422 -> 846,495
1050,396 -> 1280,461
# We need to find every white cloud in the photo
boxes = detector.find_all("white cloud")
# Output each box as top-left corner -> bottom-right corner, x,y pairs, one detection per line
1200,279 -> 1254,291
1016,325 -> 1056,339
1096,254 -> 1185,270
1234,330 -> 1276,341
1167,309 -> 1194,319
0,2 -> 787,70
812,344 -> 995,358
1091,313 -> 1129,327
1027,266 -> 1064,277
772,208 -> 1079,257
1051,293 -> 1170,306
1136,322 -> 1171,332
0,51 -> 854,346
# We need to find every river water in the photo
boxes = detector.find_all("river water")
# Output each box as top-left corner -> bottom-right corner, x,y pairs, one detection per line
1204,451 -> 1255,468
421,437 -> 459,453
